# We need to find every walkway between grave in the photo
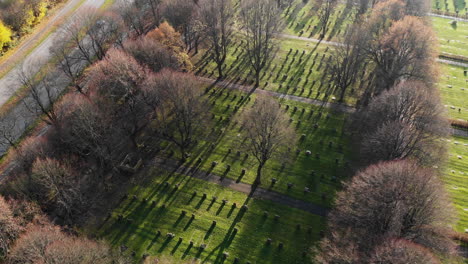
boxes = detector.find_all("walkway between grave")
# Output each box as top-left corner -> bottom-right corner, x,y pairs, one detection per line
151,157 -> 329,218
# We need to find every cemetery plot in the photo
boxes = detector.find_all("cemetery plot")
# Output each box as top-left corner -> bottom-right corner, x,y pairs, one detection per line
432,16 -> 468,59
282,1 -> 352,40
432,0 -> 468,15
437,63 -> 468,120
100,171 -> 324,264
157,88 -> 353,207
442,136 -> 468,232
195,38 -> 360,106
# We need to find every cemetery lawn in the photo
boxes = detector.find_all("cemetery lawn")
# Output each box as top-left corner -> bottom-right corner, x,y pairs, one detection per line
195,37 -> 360,106
437,63 -> 468,120
443,136 -> 468,232
160,88 -> 353,207
432,17 -> 468,59
432,0 -> 467,14
99,169 -> 324,264
281,1 -> 351,41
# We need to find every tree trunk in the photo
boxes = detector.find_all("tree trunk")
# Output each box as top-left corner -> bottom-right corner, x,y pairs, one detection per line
255,70 -> 260,87
217,63 -> 223,80
255,163 -> 264,185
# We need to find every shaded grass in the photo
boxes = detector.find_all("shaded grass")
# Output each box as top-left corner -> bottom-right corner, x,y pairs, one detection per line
99,170 -> 324,263
157,87 -> 353,207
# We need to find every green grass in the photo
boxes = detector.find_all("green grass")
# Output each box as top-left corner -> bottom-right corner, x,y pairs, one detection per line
159,87 -> 353,207
432,0 -> 468,14
100,170 -> 324,263
432,17 -> 468,59
437,63 -> 468,120
195,37 -> 361,106
281,1 -> 352,41
443,136 -> 468,232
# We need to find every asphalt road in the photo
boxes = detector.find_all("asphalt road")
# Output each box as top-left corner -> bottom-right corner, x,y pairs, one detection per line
0,0 -> 106,106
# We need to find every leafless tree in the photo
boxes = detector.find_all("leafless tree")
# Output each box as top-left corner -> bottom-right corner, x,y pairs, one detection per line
153,70 -> 210,161
368,239 -> 442,264
317,0 -> 337,39
239,0 -> 283,87
49,35 -> 85,95
362,16 -> 437,100
18,64 -> 60,127
354,81 -> 449,165
238,96 -> 296,185
0,196 -> 22,259
60,9 -> 124,64
7,223 -> 130,264
162,0 -> 200,51
327,24 -> 367,102
316,160 -> 455,262
123,37 -> 182,73
0,118 -> 20,150
117,0 -> 154,36
198,0 -> 234,79
29,158 -> 83,221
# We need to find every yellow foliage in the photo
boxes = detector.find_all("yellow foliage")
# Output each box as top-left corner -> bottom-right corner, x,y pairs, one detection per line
0,20 -> 13,48
34,1 -> 48,25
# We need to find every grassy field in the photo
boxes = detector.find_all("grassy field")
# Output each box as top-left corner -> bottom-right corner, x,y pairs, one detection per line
432,0 -> 468,14
99,170 -> 324,263
281,1 -> 352,41
437,63 -> 468,120
157,87 -> 353,207
432,17 -> 468,59
443,136 -> 468,232
195,37 -> 363,106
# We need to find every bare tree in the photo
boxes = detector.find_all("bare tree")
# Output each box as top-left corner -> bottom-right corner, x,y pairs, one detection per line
123,37 -> 182,73
317,0 -> 337,39
18,64 -> 60,127
49,35 -> 85,94
60,9 -> 124,64
368,239 -> 442,264
316,160 -> 455,262
327,24 -> 366,102
239,0 -> 283,87
118,0 -> 154,36
238,96 -> 296,185
199,0 -> 234,79
153,70 -> 210,161
354,81 -> 449,165
162,0 -> 200,51
29,158 -> 83,221
0,196 -> 22,259
7,223 -> 129,264
0,118 -> 20,150
363,16 -> 437,100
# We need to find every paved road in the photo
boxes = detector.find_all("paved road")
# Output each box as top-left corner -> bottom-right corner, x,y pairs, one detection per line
0,0 -> 106,106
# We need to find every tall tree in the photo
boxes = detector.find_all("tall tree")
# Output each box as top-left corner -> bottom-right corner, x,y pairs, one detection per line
199,0 -> 234,79
363,16 -> 437,100
238,96 -> 296,185
153,70 -> 211,161
327,24 -> 366,102
317,0 -> 337,39
240,0 -> 283,87
316,160 -> 455,263
354,81 -> 449,165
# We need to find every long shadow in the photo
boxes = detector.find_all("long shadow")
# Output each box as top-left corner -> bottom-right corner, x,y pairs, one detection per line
171,238 -> 183,255
182,243 -> 193,259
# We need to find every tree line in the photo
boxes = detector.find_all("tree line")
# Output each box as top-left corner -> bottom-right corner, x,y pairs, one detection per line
315,0 -> 459,263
